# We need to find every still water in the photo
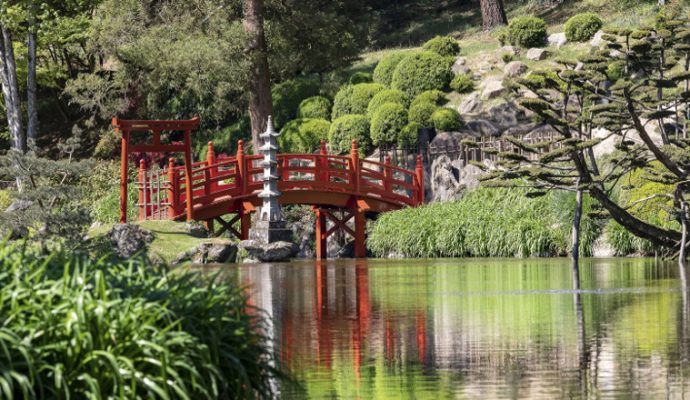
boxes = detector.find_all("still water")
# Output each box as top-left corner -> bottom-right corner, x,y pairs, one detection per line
237,258 -> 690,399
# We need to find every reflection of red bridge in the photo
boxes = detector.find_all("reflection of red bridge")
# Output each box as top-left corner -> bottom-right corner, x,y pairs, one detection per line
114,118 -> 425,258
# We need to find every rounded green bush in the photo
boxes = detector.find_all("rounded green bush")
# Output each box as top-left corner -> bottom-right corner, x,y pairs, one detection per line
373,52 -> 408,86
399,122 -> 421,149
279,118 -> 330,153
607,60 -> 625,81
370,103 -> 408,147
331,83 -> 385,120
367,89 -> 407,118
409,101 -> 437,128
507,16 -> 548,48
391,51 -> 452,99
450,74 -> 474,93
564,13 -> 603,42
328,114 -> 371,155
411,89 -> 448,108
422,36 -> 461,57
271,78 -> 320,128
349,71 -> 372,84
298,96 -> 332,120
431,107 -> 462,131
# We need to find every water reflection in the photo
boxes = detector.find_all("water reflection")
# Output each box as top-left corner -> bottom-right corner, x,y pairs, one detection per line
239,258 -> 689,399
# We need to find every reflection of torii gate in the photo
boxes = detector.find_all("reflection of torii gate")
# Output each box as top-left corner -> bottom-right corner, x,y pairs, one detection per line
113,117 -> 424,258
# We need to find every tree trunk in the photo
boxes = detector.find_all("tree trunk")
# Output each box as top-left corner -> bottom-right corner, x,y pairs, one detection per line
0,24 -> 24,153
243,0 -> 273,153
27,22 -> 38,148
479,0 -> 508,31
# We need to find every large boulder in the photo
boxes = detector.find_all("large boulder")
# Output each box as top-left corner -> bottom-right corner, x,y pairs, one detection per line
451,57 -> 468,74
185,221 -> 209,238
237,240 -> 298,263
589,30 -> 604,47
108,224 -> 154,258
463,119 -> 499,137
526,48 -> 549,61
430,155 -> 464,202
548,32 -> 567,48
458,91 -> 483,114
503,61 -> 527,77
486,102 -> 527,129
174,239 -> 238,264
481,79 -> 506,100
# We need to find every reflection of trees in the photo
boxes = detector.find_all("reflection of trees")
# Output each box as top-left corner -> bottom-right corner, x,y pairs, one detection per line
238,259 -> 690,399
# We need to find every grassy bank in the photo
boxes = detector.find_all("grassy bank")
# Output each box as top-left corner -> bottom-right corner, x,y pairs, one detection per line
0,244 -> 279,399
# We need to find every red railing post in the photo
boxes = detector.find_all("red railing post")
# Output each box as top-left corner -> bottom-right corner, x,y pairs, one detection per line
183,129 -> 194,221
167,158 -> 178,218
415,154 -> 424,205
384,155 -> 392,192
319,140 -> 328,184
207,141 -> 217,192
350,140 -> 360,193
237,140 -> 246,194
118,123 -> 129,223
204,141 -> 214,197
138,159 -> 146,220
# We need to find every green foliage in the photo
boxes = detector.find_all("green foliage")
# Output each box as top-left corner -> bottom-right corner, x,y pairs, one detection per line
298,96 -> 332,120
564,13 -> 603,42
398,122 -> 420,149
606,60 -> 625,81
431,107 -> 462,131
83,161 -> 138,224
369,188 -> 601,258
348,71 -> 372,84
370,103 -> 408,147
0,244 -> 278,399
502,53 -> 515,63
328,114 -> 371,155
279,118 -> 330,153
450,74 -> 474,93
331,83 -> 385,120
410,89 -> 447,108
422,36 -> 461,57
408,101 -> 437,128
367,89 -> 407,118
0,189 -> 11,211
391,51 -> 452,99
372,52 -> 407,86
272,78 -> 321,128
507,16 -> 548,48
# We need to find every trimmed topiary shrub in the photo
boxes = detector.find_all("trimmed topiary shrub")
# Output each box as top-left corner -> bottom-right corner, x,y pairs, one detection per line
349,71 -> 372,84
279,118 -> 330,153
373,52 -> 408,86
391,51 -> 452,99
298,96 -> 332,120
607,60 -> 625,81
564,13 -> 603,42
422,36 -> 461,57
371,103 -> 408,147
328,114 -> 371,155
399,122 -> 421,149
450,74 -> 474,93
331,83 -> 385,120
507,16 -> 548,48
409,101 -> 437,128
367,89 -> 407,118
272,78 -> 320,128
431,107 -> 462,131
411,89 -> 448,108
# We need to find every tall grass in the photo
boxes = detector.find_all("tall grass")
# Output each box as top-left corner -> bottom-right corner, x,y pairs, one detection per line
368,188 -> 602,258
0,244 -> 279,399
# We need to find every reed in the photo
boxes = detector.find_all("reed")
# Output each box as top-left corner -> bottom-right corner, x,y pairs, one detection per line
0,245 -> 279,399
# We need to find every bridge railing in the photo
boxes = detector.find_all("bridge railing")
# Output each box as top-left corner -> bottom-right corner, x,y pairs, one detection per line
138,139 -> 424,220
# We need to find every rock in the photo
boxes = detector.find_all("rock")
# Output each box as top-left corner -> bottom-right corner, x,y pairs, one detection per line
496,46 -> 519,58
526,48 -> 549,61
592,236 -> 615,258
5,199 -> 32,213
590,30 -> 604,47
575,62 -> 585,71
610,49 -> 623,58
463,119 -> 499,137
451,57 -> 467,74
459,163 -> 485,191
486,102 -> 527,129
481,79 -> 506,100
478,61 -> 494,74
174,239 -> 238,264
503,61 -> 527,77
237,240 -> 298,263
185,221 -> 208,238
548,32 -> 567,48
458,91 -> 483,114
592,127 -> 615,159
430,131 -> 462,152
454,65 -> 471,75
108,224 -> 154,258
431,155 -> 464,202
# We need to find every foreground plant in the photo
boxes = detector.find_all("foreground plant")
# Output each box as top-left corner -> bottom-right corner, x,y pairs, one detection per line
0,245 -> 279,399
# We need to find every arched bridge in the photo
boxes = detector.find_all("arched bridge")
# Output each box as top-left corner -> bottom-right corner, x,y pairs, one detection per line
114,118 -> 424,258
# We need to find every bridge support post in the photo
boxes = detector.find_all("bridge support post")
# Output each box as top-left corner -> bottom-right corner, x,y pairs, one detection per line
354,206 -> 366,258
314,208 -> 328,260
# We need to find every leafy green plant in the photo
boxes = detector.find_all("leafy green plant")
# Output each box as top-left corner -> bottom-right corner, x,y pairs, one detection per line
391,51 -> 452,99
367,89 -> 407,118
372,52 -> 407,86
431,107 -> 462,131
564,13 -> 603,42
507,16 -> 548,48
348,71 -> 372,84
370,103 -> 408,147
298,96 -> 332,120
279,118 -> 330,153
450,74 -> 474,93
328,114 -> 371,155
0,189 -> 11,211
272,78 -> 321,128
502,53 -> 515,63
0,244 -> 279,399
410,89 -> 447,108
398,122 -> 421,149
408,101 -> 437,128
331,83 -> 385,120
422,36 -> 461,57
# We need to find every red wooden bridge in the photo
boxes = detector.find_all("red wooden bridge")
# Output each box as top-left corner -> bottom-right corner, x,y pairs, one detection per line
114,118 -> 425,259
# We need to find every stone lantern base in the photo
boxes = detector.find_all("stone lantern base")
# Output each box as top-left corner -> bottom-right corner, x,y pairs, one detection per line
249,220 -> 294,244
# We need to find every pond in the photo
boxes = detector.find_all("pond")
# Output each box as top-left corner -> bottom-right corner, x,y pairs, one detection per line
237,258 -> 690,399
